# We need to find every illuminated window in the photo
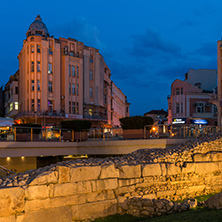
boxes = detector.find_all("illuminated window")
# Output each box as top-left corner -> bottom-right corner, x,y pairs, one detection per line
89,108 -> 93,116
31,45 -> 34,53
48,63 -> 52,73
76,102 -> 79,114
15,102 -> 18,110
9,103 -> 13,112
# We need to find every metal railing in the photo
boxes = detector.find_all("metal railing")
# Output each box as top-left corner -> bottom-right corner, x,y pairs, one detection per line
0,125 -> 221,142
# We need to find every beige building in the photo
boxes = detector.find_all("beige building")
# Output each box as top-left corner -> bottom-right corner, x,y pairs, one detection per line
5,70 -> 19,118
16,15 -> 129,127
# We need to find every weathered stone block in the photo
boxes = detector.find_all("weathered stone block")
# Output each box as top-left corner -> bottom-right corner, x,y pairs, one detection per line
86,191 -> 106,202
182,163 -> 196,174
54,183 -> 77,197
143,194 -> 156,199
205,193 -> 222,209
19,207 -> 72,222
194,153 -> 211,162
71,199 -> 117,220
25,185 -> 49,200
211,153 -> 222,162
100,164 -> 119,179
166,163 -> 181,175
0,187 -> 24,217
29,171 -> 58,186
24,198 -> 51,212
57,166 -> 70,184
195,162 -> 219,174
142,164 -> 161,177
156,190 -> 176,198
187,185 -> 205,194
160,163 -> 167,176
118,185 -> 135,195
117,196 -> 128,210
119,165 -> 141,179
119,178 -> 140,187
106,190 -> 115,200
70,166 -> 101,182
0,216 -> 15,222
76,181 -> 92,194
91,179 -> 118,192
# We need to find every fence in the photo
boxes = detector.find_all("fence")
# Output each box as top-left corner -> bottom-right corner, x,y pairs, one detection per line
0,125 -> 220,142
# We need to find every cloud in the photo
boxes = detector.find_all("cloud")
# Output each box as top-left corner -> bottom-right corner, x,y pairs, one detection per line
128,28 -> 183,58
50,17 -> 104,50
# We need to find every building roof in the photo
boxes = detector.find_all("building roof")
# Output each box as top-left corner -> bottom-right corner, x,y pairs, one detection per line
26,15 -> 50,37
144,109 -> 168,116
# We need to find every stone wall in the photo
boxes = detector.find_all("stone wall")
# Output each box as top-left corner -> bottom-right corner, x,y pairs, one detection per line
0,133 -> 222,221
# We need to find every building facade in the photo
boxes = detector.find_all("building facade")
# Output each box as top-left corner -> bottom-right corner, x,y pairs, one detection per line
4,70 -> 19,118
16,15 -> 129,127
168,69 -> 217,126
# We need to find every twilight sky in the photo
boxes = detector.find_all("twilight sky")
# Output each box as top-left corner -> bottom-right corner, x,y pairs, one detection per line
0,0 -> 221,115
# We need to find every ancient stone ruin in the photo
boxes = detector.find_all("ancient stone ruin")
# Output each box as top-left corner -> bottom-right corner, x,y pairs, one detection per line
1,133 -> 222,221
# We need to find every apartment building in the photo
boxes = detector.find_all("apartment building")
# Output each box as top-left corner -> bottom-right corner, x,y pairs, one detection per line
15,15 -> 129,127
168,69 -> 217,126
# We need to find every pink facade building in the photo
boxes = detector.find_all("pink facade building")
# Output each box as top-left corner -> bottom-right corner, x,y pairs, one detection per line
14,15 -> 129,127
168,69 -> 217,126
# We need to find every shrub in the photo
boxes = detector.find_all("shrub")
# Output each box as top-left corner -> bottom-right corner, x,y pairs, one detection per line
119,116 -> 153,130
60,120 -> 92,131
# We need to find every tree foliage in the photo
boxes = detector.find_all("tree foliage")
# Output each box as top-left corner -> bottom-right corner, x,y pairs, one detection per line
60,120 -> 92,131
119,116 -> 153,129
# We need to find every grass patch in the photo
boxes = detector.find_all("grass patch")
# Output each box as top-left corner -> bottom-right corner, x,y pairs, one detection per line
195,193 -> 216,202
94,208 -> 222,222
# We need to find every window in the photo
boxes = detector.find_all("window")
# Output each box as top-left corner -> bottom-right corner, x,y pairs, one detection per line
48,63 -> 52,73
72,66 -> 75,76
196,102 -> 205,113
37,80 -> 40,91
37,61 -> 41,72
31,45 -> 34,53
72,102 -> 75,114
69,65 -> 71,76
31,99 -> 34,111
15,102 -> 18,110
77,66 -> 79,77
176,103 -> 180,113
72,84 -> 75,95
89,108 -> 93,116
49,47 -> 53,55
76,84 -> 79,95
70,52 -> 74,57
37,99 -> 40,111
11,88 -> 13,96
181,103 -> 183,113
15,87 -> 18,94
213,105 -> 217,114
37,45 -> 41,53
10,103 -> 13,112
90,55 -> 93,63
181,88 -> 183,95
69,83 -> 71,95
27,45 -> 29,54
104,95 -> 107,104
89,70 -> 93,80
76,102 -> 79,114
176,88 -> 180,95
90,87 -> 93,97
31,80 -> 34,91
48,81 -> 53,92
69,102 -> 71,113
48,100 -> 53,112
31,61 -> 34,72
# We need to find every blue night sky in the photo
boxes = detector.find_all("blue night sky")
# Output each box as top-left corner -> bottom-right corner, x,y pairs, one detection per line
0,0 -> 221,115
